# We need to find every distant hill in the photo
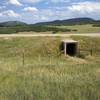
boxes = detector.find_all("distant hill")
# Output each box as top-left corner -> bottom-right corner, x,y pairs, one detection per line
0,21 -> 27,27
34,18 -> 99,26
0,18 -> 100,34
0,18 -> 100,27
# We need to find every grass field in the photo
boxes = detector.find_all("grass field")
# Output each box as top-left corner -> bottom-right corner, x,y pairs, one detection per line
54,24 -> 100,33
0,36 -> 100,100
0,24 -> 100,34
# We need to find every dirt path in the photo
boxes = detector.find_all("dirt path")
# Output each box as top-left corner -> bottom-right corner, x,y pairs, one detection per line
0,33 -> 100,37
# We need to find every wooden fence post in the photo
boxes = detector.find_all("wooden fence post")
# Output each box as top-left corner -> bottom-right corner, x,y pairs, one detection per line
38,54 -> 41,65
90,49 -> 93,56
49,56 -> 52,66
22,50 -> 25,66
78,48 -> 80,56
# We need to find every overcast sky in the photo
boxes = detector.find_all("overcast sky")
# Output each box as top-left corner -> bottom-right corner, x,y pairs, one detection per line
0,0 -> 100,23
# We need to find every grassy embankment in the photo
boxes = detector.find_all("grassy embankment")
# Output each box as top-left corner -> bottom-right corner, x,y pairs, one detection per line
0,36 -> 100,100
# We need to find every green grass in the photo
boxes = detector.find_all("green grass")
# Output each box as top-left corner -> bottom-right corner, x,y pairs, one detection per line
1,24 -> 100,34
54,24 -> 100,33
0,36 -> 100,100
0,25 -> 71,34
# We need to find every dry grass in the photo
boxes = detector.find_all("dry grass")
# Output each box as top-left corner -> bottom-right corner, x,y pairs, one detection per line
0,36 -> 99,100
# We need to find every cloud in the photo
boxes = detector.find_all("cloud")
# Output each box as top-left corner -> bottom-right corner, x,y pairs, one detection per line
20,0 -> 43,3
1,0 -> 100,23
23,7 -> 38,12
0,10 -> 20,17
41,16 -> 49,21
0,6 -> 6,10
8,0 -> 22,6
50,0 -> 70,3
68,2 -> 100,13
19,0 -> 69,4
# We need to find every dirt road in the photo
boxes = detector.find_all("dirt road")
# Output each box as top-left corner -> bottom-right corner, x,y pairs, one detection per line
0,33 -> 100,37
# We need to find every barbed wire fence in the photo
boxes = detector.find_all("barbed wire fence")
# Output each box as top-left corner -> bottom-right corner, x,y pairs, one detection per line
0,47 -> 100,67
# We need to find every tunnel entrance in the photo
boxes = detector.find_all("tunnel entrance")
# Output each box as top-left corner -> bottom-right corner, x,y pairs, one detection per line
66,43 -> 77,56
61,40 -> 78,56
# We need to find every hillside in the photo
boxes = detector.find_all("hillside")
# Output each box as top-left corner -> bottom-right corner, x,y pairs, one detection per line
35,18 -> 99,26
0,21 -> 27,27
0,18 -> 100,27
0,18 -> 100,34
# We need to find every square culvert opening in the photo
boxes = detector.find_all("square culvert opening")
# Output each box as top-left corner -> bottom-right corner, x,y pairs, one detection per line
61,40 -> 78,56
66,43 -> 77,56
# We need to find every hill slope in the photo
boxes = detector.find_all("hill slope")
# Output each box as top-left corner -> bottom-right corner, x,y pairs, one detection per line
0,18 -> 100,27
35,18 -> 99,26
0,21 -> 27,27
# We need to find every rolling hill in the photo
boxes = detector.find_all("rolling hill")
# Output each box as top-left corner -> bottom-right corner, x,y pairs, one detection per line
0,18 -> 100,27
0,21 -> 27,27
0,18 -> 100,34
34,18 -> 100,26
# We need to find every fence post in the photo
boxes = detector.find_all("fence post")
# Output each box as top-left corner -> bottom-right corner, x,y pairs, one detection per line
90,49 -> 93,56
38,54 -> 41,65
49,56 -> 52,66
22,50 -> 25,66
77,47 -> 80,57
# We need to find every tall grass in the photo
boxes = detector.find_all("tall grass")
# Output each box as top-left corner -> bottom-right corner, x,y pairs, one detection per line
55,24 -> 100,33
0,36 -> 99,100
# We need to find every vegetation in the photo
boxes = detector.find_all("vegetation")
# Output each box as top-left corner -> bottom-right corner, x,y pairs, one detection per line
35,18 -> 96,26
0,36 -> 100,100
0,18 -> 100,34
54,24 -> 100,33
92,24 -> 100,27
1,24 -> 100,34
0,21 -> 27,27
0,25 -> 72,34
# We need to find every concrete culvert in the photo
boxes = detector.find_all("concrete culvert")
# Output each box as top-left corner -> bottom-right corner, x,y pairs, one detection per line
60,40 -> 79,56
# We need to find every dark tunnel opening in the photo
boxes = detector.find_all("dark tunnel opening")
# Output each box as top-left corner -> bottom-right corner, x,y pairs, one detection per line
60,42 -> 78,56
66,43 -> 77,56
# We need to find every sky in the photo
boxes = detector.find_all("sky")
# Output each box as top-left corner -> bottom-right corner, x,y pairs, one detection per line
0,0 -> 100,24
